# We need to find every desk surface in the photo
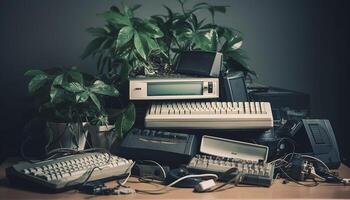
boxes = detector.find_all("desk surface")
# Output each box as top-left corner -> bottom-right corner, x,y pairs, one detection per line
1,158 -> 350,200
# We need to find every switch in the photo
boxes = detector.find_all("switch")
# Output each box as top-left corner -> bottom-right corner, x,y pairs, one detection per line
208,82 -> 213,93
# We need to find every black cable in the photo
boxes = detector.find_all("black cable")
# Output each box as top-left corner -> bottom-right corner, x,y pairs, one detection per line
279,167 -> 319,187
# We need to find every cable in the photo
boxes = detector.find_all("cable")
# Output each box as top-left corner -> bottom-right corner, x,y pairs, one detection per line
143,160 -> 167,179
197,168 -> 243,193
135,173 -> 218,194
279,168 -> 319,187
118,161 -> 136,186
300,155 -> 330,172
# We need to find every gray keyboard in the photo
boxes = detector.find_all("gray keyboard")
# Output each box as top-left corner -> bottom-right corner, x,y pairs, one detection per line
187,154 -> 274,187
6,152 -> 133,191
145,101 -> 273,129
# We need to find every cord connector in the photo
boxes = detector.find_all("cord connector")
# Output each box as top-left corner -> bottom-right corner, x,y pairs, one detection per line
194,179 -> 216,192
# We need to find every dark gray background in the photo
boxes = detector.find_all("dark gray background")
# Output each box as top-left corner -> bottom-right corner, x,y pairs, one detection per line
0,0 -> 348,161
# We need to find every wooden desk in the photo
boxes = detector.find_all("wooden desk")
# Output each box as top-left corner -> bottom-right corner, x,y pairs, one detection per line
1,159 -> 349,200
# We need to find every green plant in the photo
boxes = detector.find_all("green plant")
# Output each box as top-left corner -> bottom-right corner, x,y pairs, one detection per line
25,66 -> 135,139
82,0 -> 255,83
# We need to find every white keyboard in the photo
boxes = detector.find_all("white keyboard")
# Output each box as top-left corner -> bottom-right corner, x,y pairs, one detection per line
145,102 -> 273,129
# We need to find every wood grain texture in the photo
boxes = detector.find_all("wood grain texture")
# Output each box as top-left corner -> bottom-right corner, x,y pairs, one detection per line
1,158 -> 349,200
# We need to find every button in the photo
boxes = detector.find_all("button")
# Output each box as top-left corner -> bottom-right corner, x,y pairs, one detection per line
142,129 -> 150,136
155,131 -> 162,138
150,130 -> 157,137
208,82 -> 213,93
132,128 -> 141,135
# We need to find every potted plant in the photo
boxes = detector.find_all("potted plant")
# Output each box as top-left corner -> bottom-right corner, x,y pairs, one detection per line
25,66 -> 135,152
82,0 -> 256,81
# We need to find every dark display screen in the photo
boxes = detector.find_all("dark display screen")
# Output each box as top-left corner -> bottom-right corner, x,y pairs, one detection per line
147,82 -> 203,96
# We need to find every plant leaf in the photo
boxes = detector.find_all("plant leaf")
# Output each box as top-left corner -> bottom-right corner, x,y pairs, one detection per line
143,21 -> 164,38
28,74 -> 48,95
52,74 -> 64,86
68,68 -> 83,85
24,69 -> 46,77
89,92 -> 101,110
99,11 -> 130,26
123,5 -> 133,18
131,4 -> 142,11
50,86 -> 65,103
81,37 -> 105,59
86,27 -> 107,37
116,26 -> 134,48
90,80 -> 119,96
121,103 -> 136,132
61,82 -> 85,93
76,91 -> 89,103
134,32 -> 147,60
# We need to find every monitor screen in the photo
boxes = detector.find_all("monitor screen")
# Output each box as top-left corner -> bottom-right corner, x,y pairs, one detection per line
147,82 -> 203,96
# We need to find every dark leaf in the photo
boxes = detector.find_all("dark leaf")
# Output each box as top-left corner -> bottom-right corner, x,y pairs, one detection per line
120,60 -> 130,84
99,11 -> 130,26
131,4 -> 142,11
89,92 -> 101,110
52,74 -> 64,86
50,86 -> 65,103
116,26 -> 134,48
28,74 -> 48,95
121,103 -> 136,132
61,82 -> 85,93
76,91 -> 89,103
163,5 -> 173,19
110,6 -> 120,13
143,21 -> 164,38
67,68 -> 83,85
90,80 -> 119,96
24,69 -> 46,77
123,5 -> 133,18
134,32 -> 147,60
86,27 -> 107,37
81,37 -> 105,59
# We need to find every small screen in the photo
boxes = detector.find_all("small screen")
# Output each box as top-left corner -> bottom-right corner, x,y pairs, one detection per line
148,82 -> 203,96
177,51 -> 216,74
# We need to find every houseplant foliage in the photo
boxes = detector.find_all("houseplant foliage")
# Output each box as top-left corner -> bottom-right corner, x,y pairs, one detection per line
25,67 -> 135,150
82,0 -> 256,83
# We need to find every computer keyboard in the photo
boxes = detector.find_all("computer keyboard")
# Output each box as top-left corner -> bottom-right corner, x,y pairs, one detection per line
187,154 -> 274,187
6,152 -> 133,191
145,101 -> 273,129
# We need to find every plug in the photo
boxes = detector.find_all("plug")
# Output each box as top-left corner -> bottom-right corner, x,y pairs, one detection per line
194,179 -> 216,192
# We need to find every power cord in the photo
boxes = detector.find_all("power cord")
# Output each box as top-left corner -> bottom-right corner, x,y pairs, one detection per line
135,173 -> 219,194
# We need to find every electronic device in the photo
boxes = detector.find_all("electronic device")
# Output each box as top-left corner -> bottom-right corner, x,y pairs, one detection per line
129,75 -> 219,100
187,135 -> 274,187
248,86 -> 310,127
132,162 -> 170,181
284,154 -> 321,181
220,71 -> 249,102
290,119 -> 341,169
6,152 -> 133,192
145,101 -> 273,129
116,128 -> 198,165
175,51 -> 222,77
